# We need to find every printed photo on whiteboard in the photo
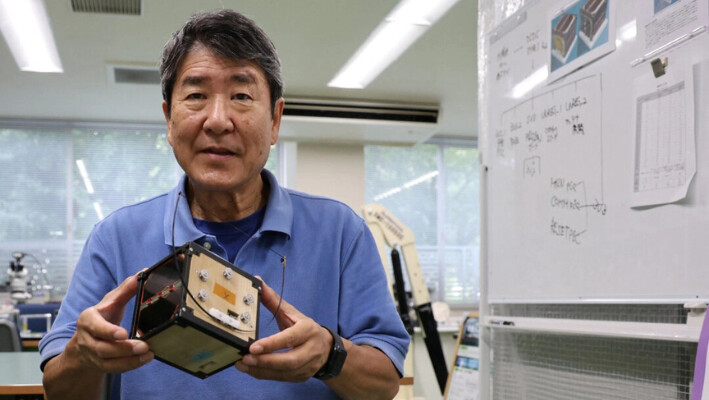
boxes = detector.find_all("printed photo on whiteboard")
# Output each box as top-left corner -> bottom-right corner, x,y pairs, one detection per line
577,0 -> 609,55
641,0 -> 709,52
549,0 -> 615,82
551,12 -> 578,66
630,62 -> 696,208
655,0 -> 679,15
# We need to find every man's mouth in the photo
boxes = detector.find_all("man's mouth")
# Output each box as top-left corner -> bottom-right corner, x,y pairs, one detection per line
203,147 -> 235,156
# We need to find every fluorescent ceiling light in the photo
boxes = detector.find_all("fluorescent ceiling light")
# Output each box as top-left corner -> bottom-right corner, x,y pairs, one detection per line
511,67 -> 548,99
619,20 -> 637,42
0,0 -> 63,73
328,0 -> 460,89
76,159 -> 95,194
403,170 -> 439,188
373,170 -> 439,201
93,202 -> 105,220
616,20 -> 637,49
374,187 -> 403,202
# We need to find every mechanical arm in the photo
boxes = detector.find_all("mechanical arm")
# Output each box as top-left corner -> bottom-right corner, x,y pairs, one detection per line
362,204 -> 448,394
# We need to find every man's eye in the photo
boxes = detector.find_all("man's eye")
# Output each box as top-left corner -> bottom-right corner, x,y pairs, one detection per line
234,93 -> 252,101
186,93 -> 204,100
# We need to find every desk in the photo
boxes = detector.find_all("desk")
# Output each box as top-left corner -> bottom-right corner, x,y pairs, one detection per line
0,352 -> 44,396
19,333 -> 43,350
20,340 -> 40,349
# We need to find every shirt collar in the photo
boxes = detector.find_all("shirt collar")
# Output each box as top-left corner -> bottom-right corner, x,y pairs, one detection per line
260,168 -> 293,238
163,169 -> 293,247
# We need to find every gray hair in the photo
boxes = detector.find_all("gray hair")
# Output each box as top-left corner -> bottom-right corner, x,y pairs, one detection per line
160,9 -> 283,117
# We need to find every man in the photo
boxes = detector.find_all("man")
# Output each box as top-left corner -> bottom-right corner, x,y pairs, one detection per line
40,9 -> 409,400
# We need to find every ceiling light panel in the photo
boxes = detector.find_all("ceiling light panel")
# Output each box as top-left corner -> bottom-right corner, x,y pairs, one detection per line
328,0 -> 460,89
0,0 -> 63,73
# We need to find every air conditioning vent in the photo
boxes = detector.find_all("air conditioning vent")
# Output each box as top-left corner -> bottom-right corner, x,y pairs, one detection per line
280,98 -> 439,144
109,66 -> 159,85
71,0 -> 141,15
283,99 -> 438,124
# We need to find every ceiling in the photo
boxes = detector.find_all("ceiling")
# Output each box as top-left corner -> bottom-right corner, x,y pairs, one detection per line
0,0 -> 478,143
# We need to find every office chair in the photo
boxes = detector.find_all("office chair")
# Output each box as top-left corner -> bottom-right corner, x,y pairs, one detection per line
0,318 -> 22,352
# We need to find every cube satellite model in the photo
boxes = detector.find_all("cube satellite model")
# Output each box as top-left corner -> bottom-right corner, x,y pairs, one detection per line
553,13 -> 577,59
581,0 -> 607,42
130,242 -> 261,378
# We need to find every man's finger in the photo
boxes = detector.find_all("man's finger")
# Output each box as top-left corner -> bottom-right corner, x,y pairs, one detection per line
258,277 -> 298,322
77,306 -> 130,342
103,273 -> 140,308
237,331 -> 325,382
99,351 -> 155,374
96,273 -> 140,323
90,338 -> 149,358
257,276 -> 280,312
249,321 -> 309,355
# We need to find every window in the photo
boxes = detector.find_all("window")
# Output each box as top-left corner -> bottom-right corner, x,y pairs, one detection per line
364,141 -> 480,306
0,122 -> 279,298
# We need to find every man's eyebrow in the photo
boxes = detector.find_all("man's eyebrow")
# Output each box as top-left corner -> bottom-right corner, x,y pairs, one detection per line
180,75 -> 207,87
178,73 -> 256,87
231,72 -> 257,84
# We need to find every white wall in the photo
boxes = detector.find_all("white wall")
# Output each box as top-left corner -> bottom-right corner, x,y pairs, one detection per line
295,142 -> 365,212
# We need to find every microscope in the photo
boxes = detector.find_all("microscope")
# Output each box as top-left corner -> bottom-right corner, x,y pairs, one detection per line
8,252 -> 32,302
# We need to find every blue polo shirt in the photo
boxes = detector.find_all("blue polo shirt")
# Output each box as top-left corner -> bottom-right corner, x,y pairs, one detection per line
39,169 -> 409,399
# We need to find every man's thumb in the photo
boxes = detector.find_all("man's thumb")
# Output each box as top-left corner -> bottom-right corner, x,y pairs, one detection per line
98,273 -> 140,322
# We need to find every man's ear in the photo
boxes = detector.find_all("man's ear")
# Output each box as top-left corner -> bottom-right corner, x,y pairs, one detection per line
270,97 -> 285,145
162,101 -> 170,122
162,101 -> 173,145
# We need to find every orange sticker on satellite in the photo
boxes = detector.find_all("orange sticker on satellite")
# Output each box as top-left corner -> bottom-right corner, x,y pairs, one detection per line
213,282 -> 236,305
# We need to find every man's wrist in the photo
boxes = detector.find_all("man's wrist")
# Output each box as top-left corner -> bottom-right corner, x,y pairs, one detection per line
313,325 -> 347,380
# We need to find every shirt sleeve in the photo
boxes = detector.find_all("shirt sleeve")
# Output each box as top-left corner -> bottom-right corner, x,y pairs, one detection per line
338,218 -> 410,376
38,227 -> 119,370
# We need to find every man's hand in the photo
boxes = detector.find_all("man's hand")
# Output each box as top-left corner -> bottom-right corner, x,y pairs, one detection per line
70,273 -> 154,372
234,278 -> 401,400
234,278 -> 332,382
43,273 -> 154,400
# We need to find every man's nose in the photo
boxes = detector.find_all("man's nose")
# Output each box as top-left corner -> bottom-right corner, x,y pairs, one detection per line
204,96 -> 235,134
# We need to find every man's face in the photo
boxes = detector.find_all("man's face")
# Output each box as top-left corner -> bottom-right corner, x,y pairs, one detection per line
164,44 -> 284,195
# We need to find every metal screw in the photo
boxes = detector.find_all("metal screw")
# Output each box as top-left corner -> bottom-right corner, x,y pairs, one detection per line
223,268 -> 234,280
240,312 -> 251,324
198,269 -> 209,281
197,289 -> 208,301
243,293 -> 254,305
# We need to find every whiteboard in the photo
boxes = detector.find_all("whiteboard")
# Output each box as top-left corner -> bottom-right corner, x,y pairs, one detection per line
481,0 -> 709,302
